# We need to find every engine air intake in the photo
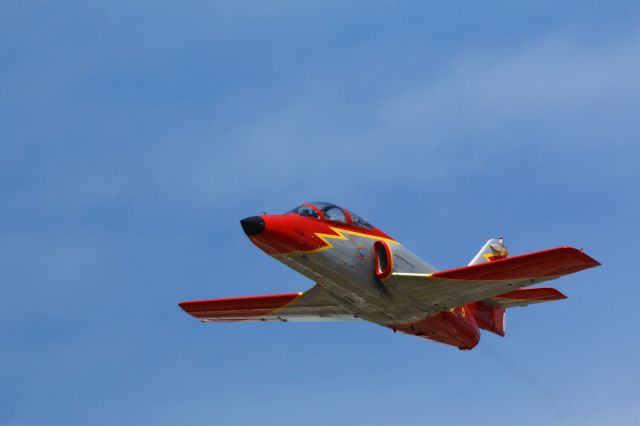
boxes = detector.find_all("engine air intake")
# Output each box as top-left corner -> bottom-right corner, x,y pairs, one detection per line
373,240 -> 393,280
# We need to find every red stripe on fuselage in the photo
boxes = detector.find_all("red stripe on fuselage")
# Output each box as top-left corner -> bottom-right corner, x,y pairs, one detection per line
249,213 -> 395,256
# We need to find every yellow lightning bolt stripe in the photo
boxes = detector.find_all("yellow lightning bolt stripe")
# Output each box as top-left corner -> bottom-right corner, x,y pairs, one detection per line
272,226 -> 401,257
307,226 -> 401,254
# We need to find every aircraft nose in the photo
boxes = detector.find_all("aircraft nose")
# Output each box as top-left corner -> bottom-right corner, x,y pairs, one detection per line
240,216 -> 265,236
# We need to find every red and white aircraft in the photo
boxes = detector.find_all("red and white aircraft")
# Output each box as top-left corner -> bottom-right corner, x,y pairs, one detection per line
179,202 -> 600,350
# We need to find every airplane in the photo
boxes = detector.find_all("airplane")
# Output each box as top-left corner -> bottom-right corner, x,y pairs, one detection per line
179,202 -> 600,350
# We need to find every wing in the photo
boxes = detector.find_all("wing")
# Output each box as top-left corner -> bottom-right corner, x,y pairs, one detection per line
179,284 -> 357,322
387,246 -> 599,316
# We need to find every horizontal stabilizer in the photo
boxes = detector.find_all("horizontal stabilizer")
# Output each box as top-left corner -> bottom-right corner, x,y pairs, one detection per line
179,285 -> 356,322
487,287 -> 567,308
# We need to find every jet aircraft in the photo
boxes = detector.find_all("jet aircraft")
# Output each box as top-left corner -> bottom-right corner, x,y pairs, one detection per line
179,202 -> 600,350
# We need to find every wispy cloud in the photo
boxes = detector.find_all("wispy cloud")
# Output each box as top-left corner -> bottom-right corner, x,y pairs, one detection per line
166,28 -> 640,206
4,7 -> 638,215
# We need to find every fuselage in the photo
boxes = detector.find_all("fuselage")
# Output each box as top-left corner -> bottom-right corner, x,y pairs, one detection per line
241,202 -> 482,349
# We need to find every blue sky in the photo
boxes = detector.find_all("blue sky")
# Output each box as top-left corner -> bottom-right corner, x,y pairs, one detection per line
2,1 -> 639,425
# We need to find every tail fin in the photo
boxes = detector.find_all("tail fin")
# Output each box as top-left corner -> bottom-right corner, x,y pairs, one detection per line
469,238 -> 509,265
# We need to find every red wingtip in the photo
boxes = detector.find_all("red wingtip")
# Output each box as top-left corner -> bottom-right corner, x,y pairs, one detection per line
566,246 -> 601,267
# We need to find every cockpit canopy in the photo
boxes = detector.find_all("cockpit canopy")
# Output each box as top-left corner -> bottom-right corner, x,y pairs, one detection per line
288,202 -> 374,229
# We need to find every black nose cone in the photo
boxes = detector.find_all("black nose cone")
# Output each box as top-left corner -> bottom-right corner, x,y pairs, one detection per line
240,216 -> 265,236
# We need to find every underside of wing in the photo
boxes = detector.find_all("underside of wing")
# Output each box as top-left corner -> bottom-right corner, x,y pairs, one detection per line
388,246 -> 599,315
179,284 -> 357,322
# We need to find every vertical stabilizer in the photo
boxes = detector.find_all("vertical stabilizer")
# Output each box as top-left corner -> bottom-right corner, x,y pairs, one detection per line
468,238 -> 509,265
